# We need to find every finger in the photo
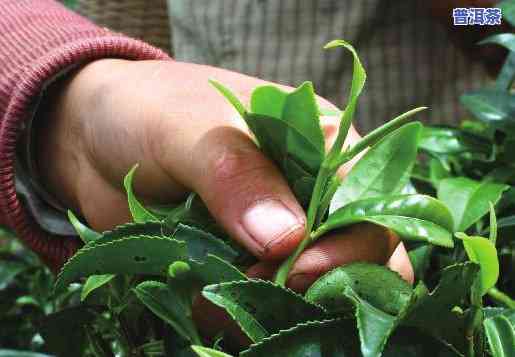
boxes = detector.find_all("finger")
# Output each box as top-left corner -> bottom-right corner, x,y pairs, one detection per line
247,231 -> 414,289
146,63 -> 306,260
190,127 -> 306,260
286,223 -> 400,292
387,243 -> 414,284
246,261 -> 279,280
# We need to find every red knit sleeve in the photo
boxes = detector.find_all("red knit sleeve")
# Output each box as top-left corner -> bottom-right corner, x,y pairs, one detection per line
0,0 -> 171,271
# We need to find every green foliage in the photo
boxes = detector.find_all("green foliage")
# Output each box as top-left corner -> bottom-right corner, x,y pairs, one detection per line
133,281 -> 201,344
419,126 -> 490,156
202,280 -> 325,343
38,306 -> 103,357
483,315 -> 515,357
4,35 -> 515,356
80,274 -> 115,302
437,177 -> 508,231
192,345 -> 234,357
0,351 -> 53,357
68,210 -> 101,243
330,122 -> 421,212
55,236 -> 188,291
457,233 -> 500,297
402,263 -> 480,350
499,0 -> 515,26
324,39 -> 366,160
318,194 -> 454,247
305,263 -> 412,315
460,89 -> 515,134
345,287 -> 399,357
124,164 -> 158,223
240,319 -> 359,357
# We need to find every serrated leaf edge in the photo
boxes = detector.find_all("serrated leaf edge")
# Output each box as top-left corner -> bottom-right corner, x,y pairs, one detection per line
55,235 -> 183,291
204,278 -> 327,312
240,318 -> 343,356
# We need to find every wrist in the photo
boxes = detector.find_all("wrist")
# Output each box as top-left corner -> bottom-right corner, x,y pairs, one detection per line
35,59 -> 128,213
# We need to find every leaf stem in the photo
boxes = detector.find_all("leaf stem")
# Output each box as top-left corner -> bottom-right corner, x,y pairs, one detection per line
333,107 -> 427,168
190,327 -> 203,346
315,176 -> 342,227
465,306 -> 482,357
487,287 -> 515,308
275,163 -> 331,285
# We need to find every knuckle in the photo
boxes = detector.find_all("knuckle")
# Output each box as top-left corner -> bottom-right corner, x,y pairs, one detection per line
210,145 -> 270,185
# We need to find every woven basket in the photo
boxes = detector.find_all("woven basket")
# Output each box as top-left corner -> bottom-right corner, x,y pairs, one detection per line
75,0 -> 172,54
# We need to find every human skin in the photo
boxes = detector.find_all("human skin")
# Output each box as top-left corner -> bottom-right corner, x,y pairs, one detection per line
36,58 -> 414,291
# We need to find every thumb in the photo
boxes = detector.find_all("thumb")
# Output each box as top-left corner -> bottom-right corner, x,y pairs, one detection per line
162,125 -> 306,260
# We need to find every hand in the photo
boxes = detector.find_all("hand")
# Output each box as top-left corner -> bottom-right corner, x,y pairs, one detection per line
37,59 -> 413,291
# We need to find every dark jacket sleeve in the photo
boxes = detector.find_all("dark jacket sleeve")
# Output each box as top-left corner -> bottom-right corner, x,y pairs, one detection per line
0,0 -> 170,271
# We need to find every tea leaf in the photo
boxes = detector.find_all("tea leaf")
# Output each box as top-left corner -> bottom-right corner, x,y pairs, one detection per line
418,126 -> 491,158
495,52 -> 515,91
407,245 -> 434,281
202,280 -> 326,342
318,194 -> 454,247
137,340 -> 166,356
327,194 -> 455,231
209,79 -> 247,118
499,0 -> 515,26
483,315 -> 515,357
307,263 -> 415,357
124,164 -> 158,223
339,107 -> 427,168
86,221 -> 173,248
80,274 -> 115,301
55,236 -> 187,291
282,81 -> 325,155
163,326 -> 198,357
251,82 -> 325,160
429,159 -> 451,186
344,287 -> 398,357
214,81 -> 324,202
38,306 -> 102,357
247,112 -> 322,174
244,113 -> 320,200
250,85 -> 288,119
191,346 -> 233,357
189,255 -> 246,285
437,177 -> 508,231
163,193 -> 220,234
288,163 -> 316,206
0,260 -> 26,290
381,327 -> 464,356
330,123 -> 421,212
134,281 -> 201,344
324,40 -> 366,157
490,203 -> 498,245
0,351 -> 53,357
403,263 -> 480,351
404,263 -> 479,321
483,307 -> 515,325
305,263 -> 412,315
460,89 -> 515,134
240,319 -> 359,357
456,233 -> 500,297
173,224 -> 238,263
85,222 -> 237,264
67,210 -> 101,243
479,33 -> 515,52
